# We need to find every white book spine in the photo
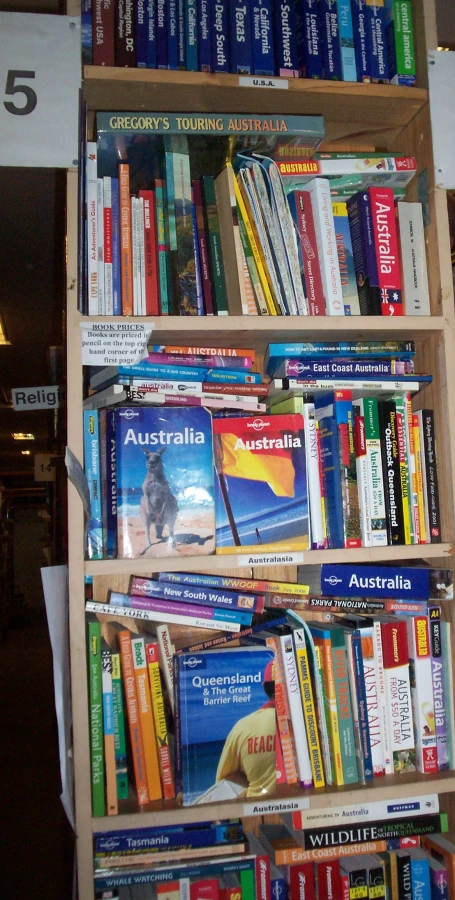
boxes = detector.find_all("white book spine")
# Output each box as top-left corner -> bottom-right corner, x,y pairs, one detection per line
268,162 -> 308,315
407,615 -> 438,774
131,197 -> 140,316
384,662 -> 415,764
97,177 -> 105,314
416,410 -> 431,539
86,600 -> 240,633
398,202 -> 431,316
242,170 -> 286,315
251,164 -> 298,316
270,378 -> 421,396
303,401 -> 325,548
373,619 -> 391,775
354,413 -> 373,547
103,176 -> 113,315
179,878 -> 190,900
361,626 -> 386,777
86,142 -> 99,315
305,178 -> 345,316
286,793 -> 439,829
138,196 -> 146,316
156,623 -> 175,713
279,633 -> 313,788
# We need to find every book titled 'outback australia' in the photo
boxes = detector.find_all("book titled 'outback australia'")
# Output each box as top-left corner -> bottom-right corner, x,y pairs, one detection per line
115,407 -> 215,559
213,414 -> 309,555
175,646 -> 276,806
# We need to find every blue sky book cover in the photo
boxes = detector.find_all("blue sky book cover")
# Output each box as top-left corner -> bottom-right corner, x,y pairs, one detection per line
176,646 -> 276,805
115,406 -> 215,559
213,414 -> 309,554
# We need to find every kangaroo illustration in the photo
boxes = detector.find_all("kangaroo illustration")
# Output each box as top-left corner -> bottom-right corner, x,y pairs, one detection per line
140,448 -> 179,553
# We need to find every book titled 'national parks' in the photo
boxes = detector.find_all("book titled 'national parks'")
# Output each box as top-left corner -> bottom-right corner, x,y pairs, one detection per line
213,414 -> 309,555
174,646 -> 276,806
115,406 -> 215,559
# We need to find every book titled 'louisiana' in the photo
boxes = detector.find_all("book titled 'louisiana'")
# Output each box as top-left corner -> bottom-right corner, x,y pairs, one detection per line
115,407 -> 215,559
213,414 -> 309,555
175,646 -> 276,805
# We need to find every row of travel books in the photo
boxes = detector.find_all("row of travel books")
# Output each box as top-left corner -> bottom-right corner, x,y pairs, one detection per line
82,0 -> 417,87
87,567 -> 455,814
84,120 -> 429,317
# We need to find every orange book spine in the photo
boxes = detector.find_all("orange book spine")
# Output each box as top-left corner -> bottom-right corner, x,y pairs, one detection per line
159,345 -> 256,361
146,642 -> 175,800
131,637 -> 162,801
272,838 -> 389,866
421,836 -> 455,896
101,643 -> 118,815
118,630 -> 149,805
119,163 -> 133,315
266,636 -> 298,785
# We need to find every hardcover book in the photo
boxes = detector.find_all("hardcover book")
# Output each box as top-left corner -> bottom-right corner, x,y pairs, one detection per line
174,646 -> 276,805
115,406 -> 215,559
213,414 -> 309,555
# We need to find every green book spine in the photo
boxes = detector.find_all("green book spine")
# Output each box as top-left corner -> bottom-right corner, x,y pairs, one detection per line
362,397 -> 388,547
391,0 -> 416,83
239,868 -> 255,900
393,392 -> 414,544
331,628 -> 358,785
202,174 -> 229,315
111,652 -> 129,800
155,180 -> 171,315
88,620 -> 105,816
170,135 -> 197,315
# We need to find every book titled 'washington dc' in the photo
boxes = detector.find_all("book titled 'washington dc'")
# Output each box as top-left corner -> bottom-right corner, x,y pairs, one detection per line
175,646 -> 276,806
115,406 -> 215,559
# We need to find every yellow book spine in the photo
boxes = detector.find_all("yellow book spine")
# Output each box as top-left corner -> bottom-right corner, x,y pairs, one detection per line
405,393 -> 420,543
234,174 -> 278,316
315,637 -> 344,786
131,637 -> 162,801
413,413 -> 427,544
146,642 -> 175,800
294,639 -> 325,788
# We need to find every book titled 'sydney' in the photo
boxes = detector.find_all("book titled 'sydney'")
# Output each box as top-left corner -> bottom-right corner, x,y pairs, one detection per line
115,407 -> 215,559
213,414 -> 309,555
174,646 -> 276,806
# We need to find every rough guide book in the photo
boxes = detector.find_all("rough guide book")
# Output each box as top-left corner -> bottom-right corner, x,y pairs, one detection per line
115,406 -> 215,559
212,414 -> 309,554
174,647 -> 276,805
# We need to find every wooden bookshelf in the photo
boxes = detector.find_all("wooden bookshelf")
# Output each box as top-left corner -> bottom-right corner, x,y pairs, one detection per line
68,1 -> 455,895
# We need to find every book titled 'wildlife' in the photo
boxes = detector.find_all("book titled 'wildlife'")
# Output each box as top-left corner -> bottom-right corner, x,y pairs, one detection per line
115,407 -> 215,559
213,414 -> 309,555
175,646 -> 276,805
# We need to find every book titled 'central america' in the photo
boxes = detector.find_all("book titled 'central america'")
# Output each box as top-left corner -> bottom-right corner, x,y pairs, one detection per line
213,414 -> 309,555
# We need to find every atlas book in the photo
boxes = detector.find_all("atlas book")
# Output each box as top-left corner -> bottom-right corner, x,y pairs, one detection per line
212,413 -> 309,555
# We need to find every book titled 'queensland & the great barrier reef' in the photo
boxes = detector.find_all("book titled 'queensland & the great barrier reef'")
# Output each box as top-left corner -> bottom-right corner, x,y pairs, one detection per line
213,413 -> 309,555
115,406 -> 215,559
175,646 -> 276,805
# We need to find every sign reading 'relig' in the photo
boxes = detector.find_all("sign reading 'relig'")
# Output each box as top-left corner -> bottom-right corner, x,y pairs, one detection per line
12,385 -> 61,410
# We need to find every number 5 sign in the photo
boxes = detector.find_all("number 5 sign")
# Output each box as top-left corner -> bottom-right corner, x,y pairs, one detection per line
0,13 -> 81,168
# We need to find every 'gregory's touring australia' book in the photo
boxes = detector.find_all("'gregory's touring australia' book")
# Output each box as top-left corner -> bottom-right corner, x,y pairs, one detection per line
174,646 -> 276,805
213,413 -> 309,555
115,406 -> 215,559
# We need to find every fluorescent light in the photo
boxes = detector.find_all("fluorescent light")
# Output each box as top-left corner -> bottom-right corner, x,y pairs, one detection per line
21,450 -> 31,456
12,432 -> 35,440
0,311 -> 10,346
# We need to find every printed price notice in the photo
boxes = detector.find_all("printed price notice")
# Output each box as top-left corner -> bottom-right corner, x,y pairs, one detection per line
239,75 -> 288,90
80,321 -> 154,366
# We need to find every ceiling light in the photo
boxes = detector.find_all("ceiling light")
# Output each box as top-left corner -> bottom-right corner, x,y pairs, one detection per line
21,450 -> 31,456
12,432 -> 35,440
0,311 -> 10,346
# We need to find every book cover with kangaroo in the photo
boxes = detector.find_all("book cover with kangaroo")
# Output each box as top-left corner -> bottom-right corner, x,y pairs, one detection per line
115,407 -> 216,559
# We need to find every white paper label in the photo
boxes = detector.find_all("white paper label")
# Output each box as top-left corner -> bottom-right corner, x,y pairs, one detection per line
12,384 -> 61,410
236,552 -> 305,567
80,321 -> 154,366
239,76 -> 288,90
242,797 -> 310,817
65,447 -> 90,518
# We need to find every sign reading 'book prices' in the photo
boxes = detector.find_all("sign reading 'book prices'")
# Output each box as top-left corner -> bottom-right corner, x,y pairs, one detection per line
0,13 -> 80,168
80,322 -> 154,366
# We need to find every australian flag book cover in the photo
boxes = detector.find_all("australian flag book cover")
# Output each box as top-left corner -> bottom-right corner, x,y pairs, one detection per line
175,646 -> 276,806
213,414 -> 309,554
115,406 -> 215,559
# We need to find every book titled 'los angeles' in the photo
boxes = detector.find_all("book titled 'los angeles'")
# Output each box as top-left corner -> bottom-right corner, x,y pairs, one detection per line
213,414 -> 309,555
115,406 -> 215,559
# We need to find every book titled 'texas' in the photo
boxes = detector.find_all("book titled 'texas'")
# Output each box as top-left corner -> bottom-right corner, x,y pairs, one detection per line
213,414 -> 309,555
174,646 -> 276,805
115,406 -> 215,559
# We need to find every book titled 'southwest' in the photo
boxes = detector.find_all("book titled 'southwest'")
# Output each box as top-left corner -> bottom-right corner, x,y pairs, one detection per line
175,646 -> 276,805
115,406 -> 215,559
213,414 -> 309,555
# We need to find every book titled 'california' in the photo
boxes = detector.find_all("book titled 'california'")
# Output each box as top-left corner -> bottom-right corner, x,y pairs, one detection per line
115,406 -> 215,559
175,646 -> 276,805
213,414 -> 309,554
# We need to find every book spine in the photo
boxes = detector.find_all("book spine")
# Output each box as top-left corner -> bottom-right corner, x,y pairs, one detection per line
167,0 -> 178,67
410,857 -> 430,898
146,642 -> 176,799
116,0 -> 136,65
252,0 -> 274,75
146,0 -> 157,67
156,623 -> 175,713
202,175 -> 228,315
296,0 -> 323,78
293,630 -> 325,787
337,0 -> 357,81
104,409 -> 117,558
97,178 -> 105,314
192,178 -> 214,315
93,0 -> 115,65
350,631 -> 374,781
412,412 -> 427,543
88,620 -> 105,816
111,593 -> 244,631
234,174 -> 273,315
439,623 -> 455,771
421,409 -> 441,542
366,1 -> 388,82
303,401 -> 326,549
290,793 -> 439,830
385,0 -> 416,86
351,0 -> 371,81
111,652 -> 129,799
130,576 -> 265,613
407,615 -> 438,774
369,185 -> 403,315
131,196 -> 140,314
198,0 -> 212,70
353,411 -> 372,547
373,618 -> 391,775
404,392 -> 418,542
82,0 -> 93,64
86,142 -> 99,315
170,137 -> 197,315
332,635 -> 358,784
311,632 -> 344,785
273,0 -> 299,76
185,0 -> 198,69
173,656 -> 182,798
178,0 -> 185,67
154,179 -> 170,315
354,397 -> 387,546
283,358 -> 413,378
298,813 -> 445,850
319,0 -> 343,80
111,178 -> 122,315
397,853 -> 412,900
305,181 -> 344,315
381,620 -> 415,772
317,860 -> 341,900
118,164 -> 133,315
397,202 -> 430,315
379,400 -> 405,545
315,392 -> 359,550
266,636 -> 299,785
289,191 -> 325,316
361,626 -> 386,777
131,637 -> 162,800
118,630 -> 149,805
332,200 -> 360,315
136,0 -> 148,65
191,196 -> 205,315
156,0 -> 168,66
280,633 -> 313,787
101,644 -> 118,815
430,865 -> 449,900
211,0 -> 230,72
84,410 -> 103,560
230,0 -> 253,73
140,190 -> 160,316
394,399 -> 412,544
428,606 -> 449,771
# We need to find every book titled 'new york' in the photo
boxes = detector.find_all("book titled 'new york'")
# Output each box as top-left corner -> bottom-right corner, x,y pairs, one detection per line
175,646 -> 276,805
115,406 -> 215,559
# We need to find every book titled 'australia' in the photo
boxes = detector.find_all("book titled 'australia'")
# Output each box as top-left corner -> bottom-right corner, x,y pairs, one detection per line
213,414 -> 309,555
115,406 -> 215,559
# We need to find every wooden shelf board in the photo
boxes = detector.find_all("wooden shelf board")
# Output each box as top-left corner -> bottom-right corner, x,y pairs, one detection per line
83,68 -> 427,147
92,770 -> 455,832
85,542 -> 452,576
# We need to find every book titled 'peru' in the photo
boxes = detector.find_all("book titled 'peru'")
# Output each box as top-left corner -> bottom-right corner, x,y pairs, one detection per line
174,646 -> 276,805
115,406 -> 215,559
213,414 -> 309,555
